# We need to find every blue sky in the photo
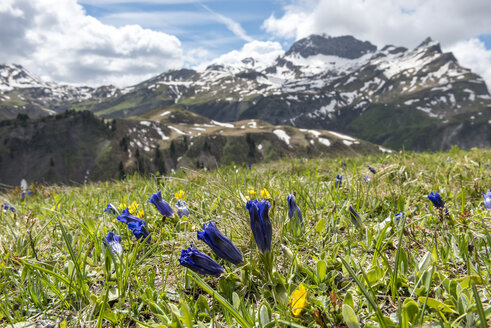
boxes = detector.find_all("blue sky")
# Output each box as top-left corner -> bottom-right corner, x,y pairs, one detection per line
81,0 -> 291,57
1,0 -> 490,87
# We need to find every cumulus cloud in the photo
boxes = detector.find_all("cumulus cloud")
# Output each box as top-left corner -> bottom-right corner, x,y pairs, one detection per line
263,0 -> 491,48
447,38 -> 491,91
195,40 -> 285,70
0,0 -> 184,87
263,0 -> 491,90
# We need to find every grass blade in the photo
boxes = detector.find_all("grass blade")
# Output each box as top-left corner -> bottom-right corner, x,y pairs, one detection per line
187,270 -> 252,328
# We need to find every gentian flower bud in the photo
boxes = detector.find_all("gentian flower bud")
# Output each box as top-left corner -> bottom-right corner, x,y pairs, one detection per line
149,191 -> 173,217
104,232 -> 123,255
179,244 -> 224,277
246,199 -> 272,253
116,208 -> 142,224
368,165 -> 377,174
428,192 -> 445,209
2,203 -> 15,212
197,222 -> 243,265
348,205 -> 362,228
483,190 -> 491,209
287,194 -> 303,225
104,203 -> 117,214
127,220 -> 151,242
176,200 -> 190,218
335,175 -> 342,189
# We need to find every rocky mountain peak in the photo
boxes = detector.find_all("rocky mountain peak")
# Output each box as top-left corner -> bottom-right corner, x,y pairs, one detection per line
285,34 -> 377,59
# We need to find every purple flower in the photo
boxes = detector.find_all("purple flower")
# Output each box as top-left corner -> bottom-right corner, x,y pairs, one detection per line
197,222 -> 243,265
149,191 -> 173,217
428,192 -> 445,209
116,208 -> 142,224
368,165 -> 377,174
246,199 -> 272,253
363,175 -> 371,183
335,174 -> 342,189
116,208 -> 150,242
287,194 -> 303,225
483,190 -> 491,209
179,244 -> 225,277
176,200 -> 190,218
348,206 -> 362,228
128,220 -> 151,242
2,203 -> 15,212
342,162 -> 347,166
103,232 -> 123,255
395,212 -> 404,224
104,203 -> 117,214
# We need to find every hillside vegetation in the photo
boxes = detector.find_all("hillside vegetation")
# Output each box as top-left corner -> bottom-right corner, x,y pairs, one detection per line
0,149 -> 490,327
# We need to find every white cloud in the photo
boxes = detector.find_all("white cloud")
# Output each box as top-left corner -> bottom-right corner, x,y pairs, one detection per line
0,0 -> 184,87
447,38 -> 491,92
201,4 -> 253,42
263,0 -> 491,48
195,40 -> 285,70
263,0 -> 491,90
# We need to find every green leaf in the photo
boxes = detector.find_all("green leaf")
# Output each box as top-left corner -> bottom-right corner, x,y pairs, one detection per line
316,260 -> 327,283
258,303 -> 271,327
418,252 -> 431,272
402,298 -> 419,326
342,304 -> 360,328
344,292 -> 354,310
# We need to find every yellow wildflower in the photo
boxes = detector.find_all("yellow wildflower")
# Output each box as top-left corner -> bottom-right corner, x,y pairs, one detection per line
175,190 -> 185,200
248,189 -> 256,195
289,284 -> 307,317
260,188 -> 271,199
118,203 -> 127,210
245,196 -> 251,201
137,209 -> 145,218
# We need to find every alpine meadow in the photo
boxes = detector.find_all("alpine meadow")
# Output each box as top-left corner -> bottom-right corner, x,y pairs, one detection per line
1,149 -> 490,327
1,0 -> 491,327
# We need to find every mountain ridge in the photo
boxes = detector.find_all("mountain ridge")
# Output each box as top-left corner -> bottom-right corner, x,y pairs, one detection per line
1,34 -> 490,151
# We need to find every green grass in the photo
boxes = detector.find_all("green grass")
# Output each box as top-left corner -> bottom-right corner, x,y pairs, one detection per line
0,149 -> 490,327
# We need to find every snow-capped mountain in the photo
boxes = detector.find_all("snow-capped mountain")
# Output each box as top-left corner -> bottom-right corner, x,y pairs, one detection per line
1,35 -> 490,150
0,64 -> 119,119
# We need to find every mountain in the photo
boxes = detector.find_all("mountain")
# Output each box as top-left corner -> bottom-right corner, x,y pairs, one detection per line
1,35 -> 490,150
0,110 -> 386,185
0,64 -> 120,120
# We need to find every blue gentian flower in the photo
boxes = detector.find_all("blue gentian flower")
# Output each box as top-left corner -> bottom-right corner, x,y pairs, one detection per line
428,192 -> 445,209
104,203 -> 117,214
335,175 -> 342,189
21,190 -> 32,200
348,205 -> 362,228
2,203 -> 15,212
176,200 -> 190,218
117,208 -> 151,242
103,232 -> 123,255
149,191 -> 173,217
127,220 -> 151,242
287,194 -> 303,225
363,175 -> 371,183
246,199 -> 272,253
197,222 -> 243,265
368,165 -> 377,174
483,190 -> 491,209
395,212 -> 404,224
342,162 -> 346,166
179,244 -> 225,277
116,208 -> 142,224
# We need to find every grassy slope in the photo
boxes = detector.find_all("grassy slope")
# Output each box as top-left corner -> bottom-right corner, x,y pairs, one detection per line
0,149 -> 490,327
